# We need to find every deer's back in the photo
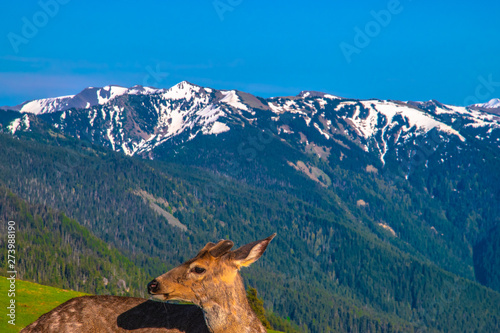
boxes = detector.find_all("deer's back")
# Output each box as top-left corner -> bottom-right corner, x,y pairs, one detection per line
21,295 -> 209,333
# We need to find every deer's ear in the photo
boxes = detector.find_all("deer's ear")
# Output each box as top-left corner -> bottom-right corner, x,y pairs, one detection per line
209,240 -> 234,258
199,242 -> 216,253
229,234 -> 276,268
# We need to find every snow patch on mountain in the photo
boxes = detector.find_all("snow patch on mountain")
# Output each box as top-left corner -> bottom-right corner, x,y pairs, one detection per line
416,101 -> 500,132
7,118 -> 22,134
361,100 -> 465,141
207,121 -> 230,134
162,81 -> 200,101
97,86 -> 129,104
3,84 -> 167,116
128,85 -> 165,95
298,91 -> 341,100
8,114 -> 30,134
220,90 -> 248,111
17,95 -> 74,114
268,99 -> 308,116
474,98 -> 500,109
314,122 -> 330,139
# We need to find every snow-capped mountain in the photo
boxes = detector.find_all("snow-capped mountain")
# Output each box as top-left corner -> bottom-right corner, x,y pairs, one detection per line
410,100 -> 500,148
473,98 -> 500,109
0,85 -> 165,115
46,81 -> 249,156
470,98 -> 500,117
2,81 -> 499,168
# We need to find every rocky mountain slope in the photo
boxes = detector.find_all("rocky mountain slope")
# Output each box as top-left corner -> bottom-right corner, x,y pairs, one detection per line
2,82 -> 500,332
3,81 -> 499,165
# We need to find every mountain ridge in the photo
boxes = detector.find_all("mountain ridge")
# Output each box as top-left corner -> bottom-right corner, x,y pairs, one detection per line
2,82 -> 500,282
3,81 -> 498,166
1,125 -> 499,332
2,79 -> 500,331
3,80 -> 498,116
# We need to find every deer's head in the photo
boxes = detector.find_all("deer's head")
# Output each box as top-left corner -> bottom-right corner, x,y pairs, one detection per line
147,234 -> 275,307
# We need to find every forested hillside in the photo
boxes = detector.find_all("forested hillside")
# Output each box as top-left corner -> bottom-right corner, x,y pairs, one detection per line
0,186 -> 151,296
1,123 -> 500,332
0,182 -> 294,332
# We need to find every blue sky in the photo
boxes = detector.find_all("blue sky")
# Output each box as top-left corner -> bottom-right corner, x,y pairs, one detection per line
1,0 -> 499,106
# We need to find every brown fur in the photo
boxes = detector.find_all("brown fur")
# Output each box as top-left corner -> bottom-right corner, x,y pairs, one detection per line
21,234 -> 275,333
150,234 -> 276,333
21,296 -> 209,332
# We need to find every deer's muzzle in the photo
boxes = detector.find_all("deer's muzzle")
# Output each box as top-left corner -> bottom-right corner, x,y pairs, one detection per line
147,279 -> 159,294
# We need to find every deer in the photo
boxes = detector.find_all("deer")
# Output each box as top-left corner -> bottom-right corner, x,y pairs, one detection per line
21,233 -> 276,333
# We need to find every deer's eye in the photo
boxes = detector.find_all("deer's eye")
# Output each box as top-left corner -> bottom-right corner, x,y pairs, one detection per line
192,266 -> 206,274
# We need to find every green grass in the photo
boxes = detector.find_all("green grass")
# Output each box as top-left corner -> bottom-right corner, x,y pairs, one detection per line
0,277 -> 87,333
0,277 -> 282,333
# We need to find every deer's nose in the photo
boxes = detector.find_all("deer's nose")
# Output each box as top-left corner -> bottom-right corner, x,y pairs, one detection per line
148,279 -> 159,294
